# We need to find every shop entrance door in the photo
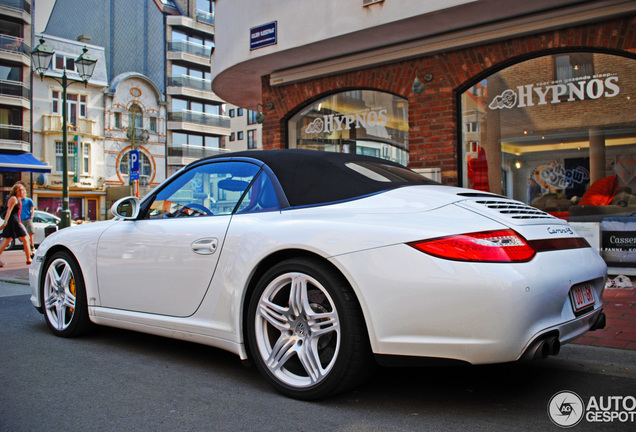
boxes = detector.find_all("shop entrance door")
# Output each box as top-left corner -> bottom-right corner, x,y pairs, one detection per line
87,198 -> 97,221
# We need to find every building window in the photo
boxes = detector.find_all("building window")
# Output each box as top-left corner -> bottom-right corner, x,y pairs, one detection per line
67,94 -> 78,125
170,64 -> 211,83
52,92 -> 86,120
54,54 -> 76,72
229,109 -> 235,117
80,95 -> 86,118
247,110 -> 257,125
170,29 -> 214,53
237,131 -> 244,140
170,132 -> 220,159
119,150 -> 153,186
129,103 -> 143,129
237,108 -> 243,116
459,52 -> 633,213
0,107 -> 21,128
0,62 -> 21,81
247,130 -> 256,149
172,99 -> 221,115
465,122 -> 479,133
55,141 -> 75,173
149,116 -> 157,132
287,90 -> 409,166
83,142 -> 90,173
196,0 -> 213,13
205,136 -> 219,148
172,98 -> 188,111
173,132 -> 187,146
52,91 -> 60,114
114,112 -> 122,129
229,132 -> 235,142
555,53 -> 594,82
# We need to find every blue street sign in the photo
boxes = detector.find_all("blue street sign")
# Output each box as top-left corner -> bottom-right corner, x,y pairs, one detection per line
250,21 -> 277,50
130,150 -> 139,172
130,171 -> 139,180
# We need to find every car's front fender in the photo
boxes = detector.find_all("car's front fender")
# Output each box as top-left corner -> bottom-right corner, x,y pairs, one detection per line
30,221 -> 116,310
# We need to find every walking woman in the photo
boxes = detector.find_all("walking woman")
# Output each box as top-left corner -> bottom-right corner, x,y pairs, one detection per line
0,183 -> 32,266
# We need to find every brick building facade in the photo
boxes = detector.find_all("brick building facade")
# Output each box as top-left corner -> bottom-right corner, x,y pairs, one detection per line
258,16 -> 635,187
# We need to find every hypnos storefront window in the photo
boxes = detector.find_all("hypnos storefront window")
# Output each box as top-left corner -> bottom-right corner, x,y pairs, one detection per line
288,90 -> 409,166
460,52 -> 635,267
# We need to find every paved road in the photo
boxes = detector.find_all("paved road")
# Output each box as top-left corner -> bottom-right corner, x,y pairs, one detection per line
1,281 -> 635,432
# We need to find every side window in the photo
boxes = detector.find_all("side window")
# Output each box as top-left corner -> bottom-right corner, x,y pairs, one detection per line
146,161 -> 260,219
236,171 -> 281,213
33,213 -> 56,224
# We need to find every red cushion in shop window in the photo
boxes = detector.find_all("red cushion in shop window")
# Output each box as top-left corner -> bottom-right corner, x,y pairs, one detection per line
578,175 -> 618,206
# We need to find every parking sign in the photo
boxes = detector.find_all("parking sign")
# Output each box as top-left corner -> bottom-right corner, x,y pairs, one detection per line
130,150 -> 139,172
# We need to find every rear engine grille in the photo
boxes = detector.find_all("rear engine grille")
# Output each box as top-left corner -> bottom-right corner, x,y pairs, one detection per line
474,200 -> 554,220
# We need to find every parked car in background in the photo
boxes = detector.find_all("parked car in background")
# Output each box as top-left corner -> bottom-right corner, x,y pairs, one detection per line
0,210 -> 59,249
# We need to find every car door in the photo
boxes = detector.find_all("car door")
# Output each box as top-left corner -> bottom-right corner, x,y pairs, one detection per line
96,160 -> 261,317
32,211 -> 59,245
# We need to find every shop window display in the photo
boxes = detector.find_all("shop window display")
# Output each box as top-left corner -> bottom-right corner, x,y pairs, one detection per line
460,52 -> 635,266
288,90 -> 409,166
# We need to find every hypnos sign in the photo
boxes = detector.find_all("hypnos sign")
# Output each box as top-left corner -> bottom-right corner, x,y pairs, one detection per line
305,108 -> 389,134
489,75 -> 620,110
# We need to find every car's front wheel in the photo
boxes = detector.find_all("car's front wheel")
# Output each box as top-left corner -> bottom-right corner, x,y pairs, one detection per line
42,251 -> 92,337
247,258 -> 373,400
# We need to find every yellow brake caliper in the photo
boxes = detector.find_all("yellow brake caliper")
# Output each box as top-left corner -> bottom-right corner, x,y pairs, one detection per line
69,277 -> 76,314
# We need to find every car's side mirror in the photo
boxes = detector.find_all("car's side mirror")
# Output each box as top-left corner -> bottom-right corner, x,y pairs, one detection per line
111,196 -> 140,220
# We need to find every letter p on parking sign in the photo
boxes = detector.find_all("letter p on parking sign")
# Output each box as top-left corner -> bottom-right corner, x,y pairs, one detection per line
130,150 -> 139,172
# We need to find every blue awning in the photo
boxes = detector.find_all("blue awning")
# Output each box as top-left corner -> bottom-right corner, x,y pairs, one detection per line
0,153 -> 52,173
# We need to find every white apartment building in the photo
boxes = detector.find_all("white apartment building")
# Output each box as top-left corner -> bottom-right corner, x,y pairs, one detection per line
31,34 -> 108,220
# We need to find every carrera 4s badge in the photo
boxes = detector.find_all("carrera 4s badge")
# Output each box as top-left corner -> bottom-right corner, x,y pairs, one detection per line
547,227 -> 574,235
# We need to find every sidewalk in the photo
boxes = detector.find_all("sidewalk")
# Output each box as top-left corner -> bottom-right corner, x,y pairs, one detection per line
573,275 -> 636,350
0,249 -> 633,350
0,249 -> 31,285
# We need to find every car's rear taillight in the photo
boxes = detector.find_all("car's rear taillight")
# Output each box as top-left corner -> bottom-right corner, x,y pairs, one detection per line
408,229 -> 536,263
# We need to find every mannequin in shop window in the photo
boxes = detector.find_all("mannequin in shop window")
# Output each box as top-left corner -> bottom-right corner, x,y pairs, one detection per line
467,146 -> 490,192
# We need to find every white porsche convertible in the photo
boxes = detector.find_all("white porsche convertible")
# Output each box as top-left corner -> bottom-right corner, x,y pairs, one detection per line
30,149 -> 607,399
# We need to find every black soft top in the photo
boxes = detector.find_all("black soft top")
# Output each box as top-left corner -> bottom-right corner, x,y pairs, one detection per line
201,149 -> 436,207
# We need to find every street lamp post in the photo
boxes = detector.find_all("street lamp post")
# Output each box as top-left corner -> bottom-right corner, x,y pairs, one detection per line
31,38 -> 97,228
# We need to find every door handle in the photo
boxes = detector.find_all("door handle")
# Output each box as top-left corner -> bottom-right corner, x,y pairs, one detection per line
191,237 -> 218,255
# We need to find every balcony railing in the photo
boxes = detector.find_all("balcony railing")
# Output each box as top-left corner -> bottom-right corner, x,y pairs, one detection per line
168,40 -> 213,58
0,124 -> 29,142
0,79 -> 30,98
169,110 -> 230,129
168,144 -> 229,159
42,115 -> 97,136
0,34 -> 31,55
195,9 -> 214,26
168,75 -> 212,92
0,0 -> 31,14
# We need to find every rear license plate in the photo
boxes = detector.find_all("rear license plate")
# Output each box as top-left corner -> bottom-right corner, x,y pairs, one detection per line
570,284 -> 595,312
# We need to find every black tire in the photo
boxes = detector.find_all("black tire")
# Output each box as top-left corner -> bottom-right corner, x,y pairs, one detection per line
247,258 -> 374,400
41,251 -> 93,337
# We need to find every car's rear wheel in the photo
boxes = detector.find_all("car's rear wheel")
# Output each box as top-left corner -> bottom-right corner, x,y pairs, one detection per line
247,258 -> 373,400
42,251 -> 92,337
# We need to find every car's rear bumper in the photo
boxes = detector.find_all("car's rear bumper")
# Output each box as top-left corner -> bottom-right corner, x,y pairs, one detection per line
332,243 -> 607,365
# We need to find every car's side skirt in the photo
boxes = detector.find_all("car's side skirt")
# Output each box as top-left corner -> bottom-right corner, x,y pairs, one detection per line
89,307 -> 248,359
